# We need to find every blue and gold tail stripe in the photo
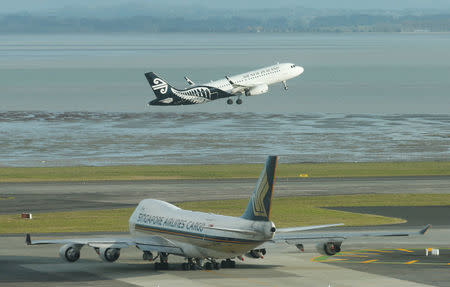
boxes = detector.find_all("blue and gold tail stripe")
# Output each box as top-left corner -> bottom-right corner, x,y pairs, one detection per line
135,224 -> 263,245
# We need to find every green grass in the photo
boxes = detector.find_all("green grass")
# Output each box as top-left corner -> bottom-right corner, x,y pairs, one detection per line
2,194 -> 449,234
0,161 -> 449,182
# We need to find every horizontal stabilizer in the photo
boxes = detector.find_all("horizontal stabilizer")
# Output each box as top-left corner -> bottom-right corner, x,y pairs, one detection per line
276,223 -> 344,233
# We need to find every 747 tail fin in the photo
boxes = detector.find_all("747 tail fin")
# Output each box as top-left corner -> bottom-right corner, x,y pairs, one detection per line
241,156 -> 278,221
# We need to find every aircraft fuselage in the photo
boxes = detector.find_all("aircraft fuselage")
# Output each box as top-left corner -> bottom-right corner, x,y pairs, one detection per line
129,199 -> 275,258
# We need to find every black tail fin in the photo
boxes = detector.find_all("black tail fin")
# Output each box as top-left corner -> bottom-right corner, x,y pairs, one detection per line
241,156 -> 278,221
145,72 -> 175,99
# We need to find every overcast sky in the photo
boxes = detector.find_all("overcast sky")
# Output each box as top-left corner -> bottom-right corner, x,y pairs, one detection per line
3,0 -> 450,13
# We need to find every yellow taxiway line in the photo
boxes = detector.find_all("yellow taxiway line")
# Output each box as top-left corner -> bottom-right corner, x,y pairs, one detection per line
405,260 -> 419,264
362,259 -> 378,263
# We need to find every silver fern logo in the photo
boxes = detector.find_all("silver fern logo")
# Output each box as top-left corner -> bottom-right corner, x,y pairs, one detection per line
151,78 -> 168,94
171,87 -> 212,104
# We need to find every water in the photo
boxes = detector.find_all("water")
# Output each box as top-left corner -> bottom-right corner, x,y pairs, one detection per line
1,33 -> 450,113
0,33 -> 449,166
0,111 -> 448,166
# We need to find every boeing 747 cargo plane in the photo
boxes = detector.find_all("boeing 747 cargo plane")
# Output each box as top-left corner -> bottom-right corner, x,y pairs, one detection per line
146,63 -> 304,106
26,156 -> 430,271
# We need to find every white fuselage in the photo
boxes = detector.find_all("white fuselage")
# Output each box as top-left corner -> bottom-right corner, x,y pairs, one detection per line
206,63 -> 304,94
129,199 -> 275,259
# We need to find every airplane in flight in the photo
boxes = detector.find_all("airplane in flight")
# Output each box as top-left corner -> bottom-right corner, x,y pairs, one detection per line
26,156 -> 430,271
146,63 -> 304,106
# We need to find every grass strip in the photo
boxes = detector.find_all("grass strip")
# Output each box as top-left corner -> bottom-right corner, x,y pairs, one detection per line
1,161 -> 449,183
1,194 -> 449,234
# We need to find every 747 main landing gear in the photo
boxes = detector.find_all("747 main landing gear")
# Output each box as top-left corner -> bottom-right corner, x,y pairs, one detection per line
182,258 -> 200,270
154,252 -> 169,270
204,260 -> 220,270
220,259 -> 236,268
227,98 -> 243,105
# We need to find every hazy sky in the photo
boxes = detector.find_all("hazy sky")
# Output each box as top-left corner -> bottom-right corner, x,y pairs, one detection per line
2,33 -> 450,114
3,0 -> 450,13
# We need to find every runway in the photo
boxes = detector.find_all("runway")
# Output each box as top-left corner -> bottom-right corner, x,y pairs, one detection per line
0,176 -> 449,286
1,176 -> 449,214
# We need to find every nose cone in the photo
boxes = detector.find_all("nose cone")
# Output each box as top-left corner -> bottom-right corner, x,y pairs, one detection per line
295,66 -> 304,76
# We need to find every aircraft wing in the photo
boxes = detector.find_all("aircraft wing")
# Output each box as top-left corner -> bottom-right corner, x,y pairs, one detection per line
224,76 -> 257,93
273,224 -> 431,243
276,223 -> 344,233
26,233 -> 184,255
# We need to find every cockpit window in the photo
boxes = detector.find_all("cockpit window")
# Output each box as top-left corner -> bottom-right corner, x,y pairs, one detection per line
290,65 -> 296,68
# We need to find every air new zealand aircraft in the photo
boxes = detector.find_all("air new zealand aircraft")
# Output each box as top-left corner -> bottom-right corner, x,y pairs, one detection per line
146,63 -> 304,106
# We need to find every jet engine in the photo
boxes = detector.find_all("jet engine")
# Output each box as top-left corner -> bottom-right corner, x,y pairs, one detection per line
315,241 -> 342,256
98,247 -> 121,262
246,248 -> 266,259
59,244 -> 82,262
245,84 -> 268,96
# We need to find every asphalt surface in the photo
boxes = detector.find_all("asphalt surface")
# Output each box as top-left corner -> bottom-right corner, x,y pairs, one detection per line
313,247 -> 450,287
1,228 -> 448,287
0,177 -> 449,286
329,206 -> 450,228
1,176 -> 449,214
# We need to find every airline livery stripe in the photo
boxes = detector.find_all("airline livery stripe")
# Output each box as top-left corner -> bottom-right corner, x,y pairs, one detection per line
267,156 -> 277,219
135,224 -> 262,245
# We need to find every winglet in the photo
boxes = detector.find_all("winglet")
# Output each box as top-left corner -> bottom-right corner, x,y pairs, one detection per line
420,224 -> 431,235
225,76 -> 235,85
184,76 -> 195,86
26,233 -> 32,245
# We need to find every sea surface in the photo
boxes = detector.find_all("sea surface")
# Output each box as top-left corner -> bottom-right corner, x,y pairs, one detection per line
0,33 -> 449,166
1,33 -> 450,113
0,111 -> 448,166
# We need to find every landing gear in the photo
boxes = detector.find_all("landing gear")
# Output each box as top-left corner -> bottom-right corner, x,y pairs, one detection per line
282,80 -> 288,91
182,258 -> 202,271
142,251 -> 154,261
204,260 -> 220,270
227,98 -> 233,105
154,252 -> 169,270
236,98 -> 242,105
220,259 -> 236,268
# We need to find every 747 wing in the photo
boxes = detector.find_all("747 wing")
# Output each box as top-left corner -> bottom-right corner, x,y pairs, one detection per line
268,224 -> 431,255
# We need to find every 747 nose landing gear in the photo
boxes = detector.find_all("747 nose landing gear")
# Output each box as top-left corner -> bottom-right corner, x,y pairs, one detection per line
236,98 -> 242,105
227,98 -> 233,105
